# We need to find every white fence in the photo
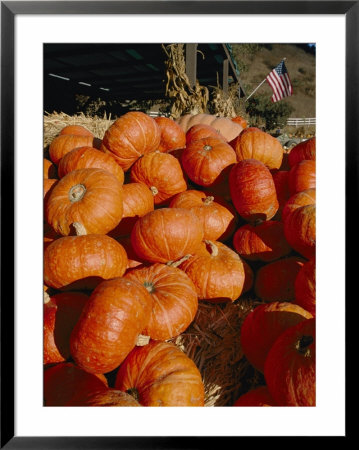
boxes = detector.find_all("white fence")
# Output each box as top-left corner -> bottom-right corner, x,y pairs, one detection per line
287,118 -> 316,127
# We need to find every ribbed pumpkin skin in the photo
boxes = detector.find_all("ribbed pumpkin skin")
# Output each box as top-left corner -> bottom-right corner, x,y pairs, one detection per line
284,204 -> 316,259
240,302 -> 313,373
186,124 -> 226,144
234,386 -> 277,406
44,292 -> 89,365
264,318 -> 316,406
229,159 -> 279,222
101,111 -> 161,171
154,116 -> 186,152
125,263 -> 198,340
45,168 -> 123,236
58,146 -> 124,184
44,158 -> 57,179
288,137 -> 316,167
109,182 -> 154,238
130,151 -> 187,205
254,256 -> 305,302
59,125 -> 93,137
169,190 -> 236,241
282,188 -> 316,223
49,134 -> 94,165
44,234 -> 128,290
179,241 -> 245,302
66,389 -> 141,406
231,128 -> 284,170
44,362 -> 108,406
115,341 -> 205,406
70,277 -> 152,374
176,113 -> 243,142
233,221 -> 291,262
294,258 -> 316,316
288,160 -> 316,195
130,208 -> 204,263
181,136 -> 237,187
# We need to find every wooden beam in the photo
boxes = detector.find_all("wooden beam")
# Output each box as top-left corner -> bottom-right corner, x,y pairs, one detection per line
223,59 -> 229,94
186,43 -> 197,89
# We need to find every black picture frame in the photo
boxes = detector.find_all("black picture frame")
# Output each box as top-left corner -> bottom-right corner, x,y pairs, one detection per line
1,1 -> 354,447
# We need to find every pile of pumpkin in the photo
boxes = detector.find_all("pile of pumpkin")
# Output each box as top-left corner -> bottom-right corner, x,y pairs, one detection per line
43,111 -> 316,407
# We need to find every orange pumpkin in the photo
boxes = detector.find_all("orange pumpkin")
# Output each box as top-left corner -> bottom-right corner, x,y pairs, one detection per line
234,386 -> 277,406
130,208 -> 204,264
232,221 -> 291,262
58,146 -> 124,184
254,256 -> 306,302
49,134 -> 95,165
44,234 -> 128,290
264,318 -> 316,406
284,204 -> 316,260
288,137 -> 316,167
44,291 -> 89,365
101,111 -> 161,171
185,123 -> 226,145
70,277 -> 152,374
229,159 -> 279,223
179,240 -> 245,302
59,125 -> 93,137
45,168 -> 123,236
125,263 -> 198,340
44,158 -> 57,179
176,113 -> 243,142
115,340 -> 205,406
169,190 -> 237,242
154,116 -> 186,152
288,160 -> 316,195
130,151 -> 187,205
240,301 -> 313,372
282,188 -> 316,223
231,127 -> 284,170
181,136 -> 237,187
294,258 -> 316,316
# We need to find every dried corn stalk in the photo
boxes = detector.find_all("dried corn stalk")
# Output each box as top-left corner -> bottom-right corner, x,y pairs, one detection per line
162,44 -> 209,119
209,74 -> 240,118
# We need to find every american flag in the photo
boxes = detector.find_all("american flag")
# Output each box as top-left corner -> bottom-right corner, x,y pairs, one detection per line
266,60 -> 293,102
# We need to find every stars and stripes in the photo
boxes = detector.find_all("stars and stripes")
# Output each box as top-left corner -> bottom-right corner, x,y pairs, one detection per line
266,60 -> 293,102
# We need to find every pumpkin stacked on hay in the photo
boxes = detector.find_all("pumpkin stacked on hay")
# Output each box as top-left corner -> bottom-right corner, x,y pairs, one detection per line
43,112 -> 316,407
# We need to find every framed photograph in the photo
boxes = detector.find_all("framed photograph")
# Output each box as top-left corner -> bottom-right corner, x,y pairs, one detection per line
1,0 -> 353,447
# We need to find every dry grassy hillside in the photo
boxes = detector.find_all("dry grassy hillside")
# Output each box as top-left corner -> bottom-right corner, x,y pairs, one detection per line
233,44 -> 316,119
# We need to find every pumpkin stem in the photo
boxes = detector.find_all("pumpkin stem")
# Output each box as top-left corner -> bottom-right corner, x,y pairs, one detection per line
203,145 -> 212,152
136,334 -> 150,346
150,186 -> 159,196
296,335 -> 314,357
204,240 -> 219,257
69,184 -> 86,203
143,281 -> 155,293
44,291 -> 51,304
202,195 -> 214,206
126,387 -> 140,402
71,222 -> 87,236
167,254 -> 192,268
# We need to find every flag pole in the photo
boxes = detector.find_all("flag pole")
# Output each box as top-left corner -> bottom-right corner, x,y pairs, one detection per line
244,58 -> 287,102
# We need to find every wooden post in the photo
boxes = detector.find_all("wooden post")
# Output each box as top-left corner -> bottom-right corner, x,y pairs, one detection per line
223,59 -> 229,94
186,43 -> 197,89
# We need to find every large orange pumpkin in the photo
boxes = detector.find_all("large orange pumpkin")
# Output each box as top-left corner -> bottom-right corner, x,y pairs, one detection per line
232,221 -> 291,262
115,340 -> 205,406
125,263 -> 198,341
240,301 -> 313,372
231,127 -> 284,170
44,291 -> 89,365
101,111 -> 161,171
264,318 -> 316,406
44,234 -> 128,290
130,208 -> 204,264
70,277 -> 152,374
154,116 -> 186,152
169,190 -> 237,242
294,257 -> 316,316
179,240 -> 245,302
284,204 -> 316,260
254,256 -> 306,302
57,146 -> 124,184
229,159 -> 279,223
45,168 -> 123,236
181,136 -> 237,187
288,137 -> 316,167
130,151 -> 187,205
234,386 -> 277,406
176,113 -> 243,142
49,134 -> 95,165
59,125 -> 94,137
288,160 -> 316,195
